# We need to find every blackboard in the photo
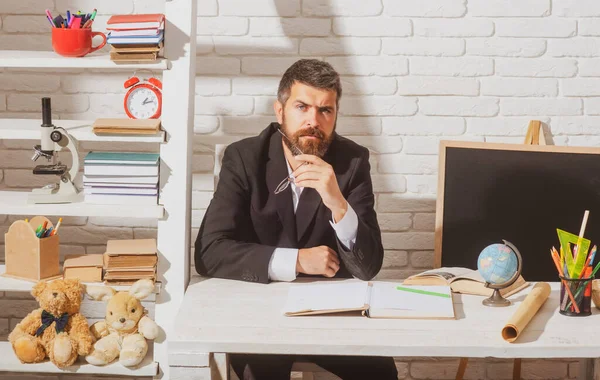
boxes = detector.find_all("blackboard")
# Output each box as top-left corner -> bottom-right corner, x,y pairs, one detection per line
435,141 -> 600,281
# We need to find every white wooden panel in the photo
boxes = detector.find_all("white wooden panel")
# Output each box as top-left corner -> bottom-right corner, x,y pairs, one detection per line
0,191 -> 164,218
0,119 -> 165,143
0,265 -> 161,295
155,0 -> 197,379
0,51 -> 168,70
170,366 -> 212,380
168,352 -> 210,367
0,341 -> 157,376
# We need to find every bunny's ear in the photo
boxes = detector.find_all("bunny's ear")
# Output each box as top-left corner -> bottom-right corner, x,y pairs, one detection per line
129,279 -> 154,300
85,285 -> 116,302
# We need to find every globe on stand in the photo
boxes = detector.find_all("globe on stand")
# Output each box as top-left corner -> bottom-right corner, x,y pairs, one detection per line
477,240 -> 523,307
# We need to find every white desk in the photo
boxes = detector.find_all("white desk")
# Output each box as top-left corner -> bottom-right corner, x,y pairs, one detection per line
168,278 -> 600,380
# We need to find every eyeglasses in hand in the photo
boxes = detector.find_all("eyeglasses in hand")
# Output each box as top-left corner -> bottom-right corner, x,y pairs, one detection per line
274,128 -> 309,194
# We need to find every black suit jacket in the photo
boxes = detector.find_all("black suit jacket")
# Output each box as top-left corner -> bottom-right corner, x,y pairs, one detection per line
194,123 -> 384,283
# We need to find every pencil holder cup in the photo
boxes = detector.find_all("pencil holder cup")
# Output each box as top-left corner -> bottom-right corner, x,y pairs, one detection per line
3,216 -> 61,282
559,276 -> 593,317
52,27 -> 106,57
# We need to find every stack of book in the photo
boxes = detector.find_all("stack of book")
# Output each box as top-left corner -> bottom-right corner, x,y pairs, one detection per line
92,118 -> 161,136
104,239 -> 157,285
83,152 -> 159,205
106,14 -> 165,63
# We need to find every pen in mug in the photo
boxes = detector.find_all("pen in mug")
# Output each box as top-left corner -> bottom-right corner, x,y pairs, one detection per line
45,9 -> 53,23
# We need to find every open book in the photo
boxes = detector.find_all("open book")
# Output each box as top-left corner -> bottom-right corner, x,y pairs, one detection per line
403,267 -> 529,297
283,281 -> 455,319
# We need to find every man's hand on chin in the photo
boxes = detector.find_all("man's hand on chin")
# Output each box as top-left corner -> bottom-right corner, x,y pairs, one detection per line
292,154 -> 348,222
296,246 -> 340,278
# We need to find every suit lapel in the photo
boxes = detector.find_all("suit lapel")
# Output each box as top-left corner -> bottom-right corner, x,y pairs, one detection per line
266,125 -> 298,245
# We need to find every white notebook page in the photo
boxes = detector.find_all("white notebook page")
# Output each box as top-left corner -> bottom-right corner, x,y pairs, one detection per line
282,281 -> 369,314
369,282 -> 454,316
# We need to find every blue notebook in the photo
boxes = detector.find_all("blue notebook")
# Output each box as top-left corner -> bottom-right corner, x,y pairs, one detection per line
84,152 -> 160,166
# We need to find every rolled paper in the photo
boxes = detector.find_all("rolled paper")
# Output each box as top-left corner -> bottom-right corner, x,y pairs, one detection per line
501,282 -> 551,343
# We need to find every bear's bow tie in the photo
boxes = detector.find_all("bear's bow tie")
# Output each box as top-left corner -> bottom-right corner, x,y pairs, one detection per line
35,310 -> 69,336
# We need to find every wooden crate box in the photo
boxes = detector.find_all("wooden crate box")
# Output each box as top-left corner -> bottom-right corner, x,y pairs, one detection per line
4,215 -> 60,282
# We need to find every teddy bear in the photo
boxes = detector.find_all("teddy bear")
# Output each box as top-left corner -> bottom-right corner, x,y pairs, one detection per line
84,278 -> 159,367
8,278 -> 95,368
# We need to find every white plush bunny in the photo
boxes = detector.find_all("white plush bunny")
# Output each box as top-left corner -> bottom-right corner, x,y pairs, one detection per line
85,279 -> 159,367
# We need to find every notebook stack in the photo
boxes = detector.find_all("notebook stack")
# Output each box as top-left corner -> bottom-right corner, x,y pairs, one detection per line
104,239 -> 157,285
83,152 -> 159,205
106,13 -> 165,63
92,118 -> 161,136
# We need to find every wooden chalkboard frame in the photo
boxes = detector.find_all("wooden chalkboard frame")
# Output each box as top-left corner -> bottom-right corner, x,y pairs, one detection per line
434,140 -> 600,269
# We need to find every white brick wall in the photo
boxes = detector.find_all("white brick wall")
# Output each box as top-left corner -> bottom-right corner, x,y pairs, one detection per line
1,0 -> 598,378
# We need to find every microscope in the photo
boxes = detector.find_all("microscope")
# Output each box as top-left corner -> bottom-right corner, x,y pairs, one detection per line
28,97 -> 82,204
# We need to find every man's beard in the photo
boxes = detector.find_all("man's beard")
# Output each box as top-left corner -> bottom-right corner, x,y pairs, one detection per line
280,115 -> 335,158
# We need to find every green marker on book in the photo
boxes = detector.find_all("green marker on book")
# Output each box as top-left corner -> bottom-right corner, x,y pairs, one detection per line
395,285 -> 451,298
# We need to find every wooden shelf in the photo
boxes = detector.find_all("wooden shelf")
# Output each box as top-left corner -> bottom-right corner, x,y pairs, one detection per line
0,342 -> 157,376
0,119 -> 165,143
0,191 -> 164,218
0,51 -> 168,70
0,265 -> 161,293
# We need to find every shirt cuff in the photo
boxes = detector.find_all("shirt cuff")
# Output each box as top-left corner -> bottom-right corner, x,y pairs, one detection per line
329,202 -> 358,245
268,248 -> 299,282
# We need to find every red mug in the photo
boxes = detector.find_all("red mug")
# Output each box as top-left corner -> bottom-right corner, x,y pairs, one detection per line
51,28 -> 107,57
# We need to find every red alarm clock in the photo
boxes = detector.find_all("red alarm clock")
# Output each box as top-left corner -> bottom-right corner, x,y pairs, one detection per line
123,71 -> 162,119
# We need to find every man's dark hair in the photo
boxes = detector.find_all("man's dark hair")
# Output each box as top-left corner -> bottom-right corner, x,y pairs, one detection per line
277,59 -> 342,108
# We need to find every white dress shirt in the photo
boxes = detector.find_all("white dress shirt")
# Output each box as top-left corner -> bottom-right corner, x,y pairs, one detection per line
267,161 -> 359,282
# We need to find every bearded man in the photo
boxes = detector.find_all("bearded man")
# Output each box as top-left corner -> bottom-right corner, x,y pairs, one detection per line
194,59 -> 397,380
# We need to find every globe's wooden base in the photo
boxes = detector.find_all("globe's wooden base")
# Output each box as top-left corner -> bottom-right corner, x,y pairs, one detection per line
483,289 -> 511,307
